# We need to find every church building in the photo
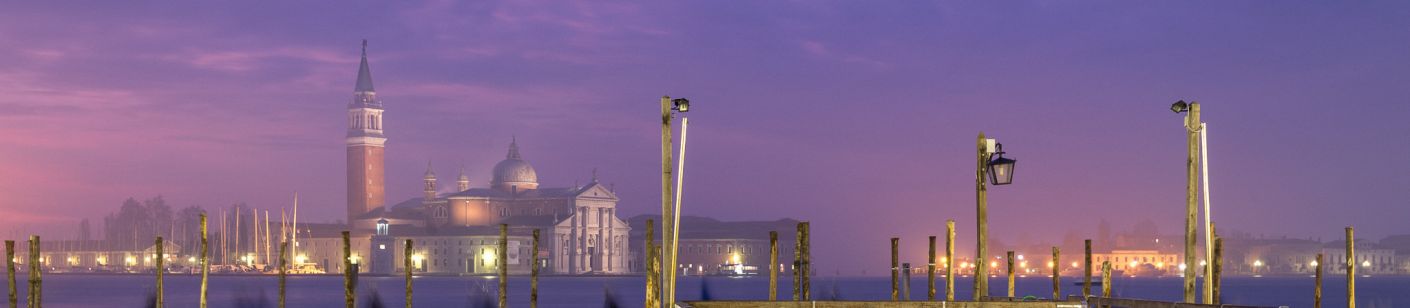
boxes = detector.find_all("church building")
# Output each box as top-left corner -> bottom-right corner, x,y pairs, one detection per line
301,41 -> 631,276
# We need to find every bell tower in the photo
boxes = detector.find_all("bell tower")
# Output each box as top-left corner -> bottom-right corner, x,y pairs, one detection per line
347,39 -> 386,223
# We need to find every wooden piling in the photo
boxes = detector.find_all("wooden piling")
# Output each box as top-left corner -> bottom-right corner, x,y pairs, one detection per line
27,236 -> 38,308
531,230 -> 539,308
1101,261 -> 1111,298
342,231 -> 353,308
1346,227 -> 1355,308
927,236 -> 936,301
890,238 -> 899,301
1006,251 -> 1015,298
498,224 -> 508,308
200,214 -> 209,308
1212,237 -> 1222,304
944,220 -> 955,301
155,237 -> 164,308
800,222 -> 811,301
793,223 -> 802,301
279,242 -> 287,308
1183,102 -> 1200,304
7,240 -> 15,308
768,231 -> 778,301
1084,239 -> 1092,298
1314,253 -> 1323,308
644,219 -> 658,308
1051,247 -> 1060,300
405,239 -> 413,308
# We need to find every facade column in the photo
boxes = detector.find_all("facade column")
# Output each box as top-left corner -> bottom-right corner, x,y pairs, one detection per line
578,206 -> 588,273
569,209 -> 578,274
607,208 -> 615,272
596,207 -> 606,272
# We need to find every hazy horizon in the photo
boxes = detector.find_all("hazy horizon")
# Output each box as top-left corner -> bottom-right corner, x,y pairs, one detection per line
2,1 -> 1407,274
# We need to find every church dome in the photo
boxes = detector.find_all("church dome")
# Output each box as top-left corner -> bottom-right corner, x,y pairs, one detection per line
492,139 -> 538,191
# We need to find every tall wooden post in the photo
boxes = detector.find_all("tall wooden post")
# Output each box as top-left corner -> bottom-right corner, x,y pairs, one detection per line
800,222 -> 811,301
974,132 -> 989,300
1051,247 -> 1060,300
405,239 -> 413,308
1101,262 -> 1112,308
27,236 -> 38,308
944,220 -> 955,301
6,240 -> 15,308
200,214 -> 209,308
1006,251 -> 1015,298
531,230 -> 539,308
1314,253 -> 1323,308
342,231 -> 353,308
768,231 -> 778,301
155,237 -> 164,308
1346,227 -> 1355,308
1084,240 -> 1092,298
890,238 -> 899,301
927,236 -> 936,301
279,242 -> 287,308
644,219 -> 658,308
1182,102 -> 1201,303
498,224 -> 508,308
659,96 -> 678,308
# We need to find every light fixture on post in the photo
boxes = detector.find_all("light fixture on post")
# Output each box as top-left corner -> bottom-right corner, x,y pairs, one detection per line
658,96 -> 694,307
987,143 -> 1017,185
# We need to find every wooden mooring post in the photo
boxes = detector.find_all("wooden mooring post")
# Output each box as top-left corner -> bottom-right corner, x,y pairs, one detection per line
1101,261 -> 1111,299
342,231 -> 354,308
890,238 -> 899,301
155,237 -> 164,308
7,240 -> 15,308
1346,227 -> 1355,308
944,220 -> 955,301
799,222 -> 811,301
927,236 -> 936,301
200,214 -> 209,308
531,230 -> 539,308
768,231 -> 778,301
1084,239 -> 1092,298
498,224 -> 508,308
644,219 -> 658,308
793,223 -> 802,301
405,239 -> 413,308
1314,253 -> 1323,308
279,242 -> 287,308
27,236 -> 39,308
1006,251 -> 1015,298
1213,236 -> 1223,304
1051,247 -> 1060,300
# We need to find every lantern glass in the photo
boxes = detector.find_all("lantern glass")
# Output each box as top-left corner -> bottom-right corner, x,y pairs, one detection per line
987,155 -> 1016,185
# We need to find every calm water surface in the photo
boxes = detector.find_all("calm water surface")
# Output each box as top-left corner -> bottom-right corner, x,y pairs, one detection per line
14,274 -> 1410,307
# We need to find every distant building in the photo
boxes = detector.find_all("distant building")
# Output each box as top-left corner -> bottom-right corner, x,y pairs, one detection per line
292,41 -> 630,276
1091,250 -> 1181,276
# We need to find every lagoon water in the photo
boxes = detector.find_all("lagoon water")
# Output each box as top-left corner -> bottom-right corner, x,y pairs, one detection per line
15,274 -> 1410,307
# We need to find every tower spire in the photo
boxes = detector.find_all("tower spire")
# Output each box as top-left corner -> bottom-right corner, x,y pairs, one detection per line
355,39 -> 375,92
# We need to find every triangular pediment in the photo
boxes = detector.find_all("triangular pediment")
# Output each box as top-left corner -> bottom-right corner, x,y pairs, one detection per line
574,182 -> 618,200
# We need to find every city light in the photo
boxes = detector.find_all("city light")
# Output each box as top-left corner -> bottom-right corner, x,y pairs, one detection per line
1362,260 -> 1371,268
481,248 -> 496,267
1253,260 -> 1263,267
1179,263 -> 1187,271
295,254 -> 308,264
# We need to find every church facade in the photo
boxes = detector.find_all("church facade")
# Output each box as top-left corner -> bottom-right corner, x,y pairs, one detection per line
302,41 -> 630,275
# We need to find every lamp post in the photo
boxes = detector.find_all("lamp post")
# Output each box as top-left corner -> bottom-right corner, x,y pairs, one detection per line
660,96 -> 690,307
974,133 -> 1016,300
1170,100 -> 1207,303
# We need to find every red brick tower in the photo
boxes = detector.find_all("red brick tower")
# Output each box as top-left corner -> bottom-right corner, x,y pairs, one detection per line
346,40 -> 386,223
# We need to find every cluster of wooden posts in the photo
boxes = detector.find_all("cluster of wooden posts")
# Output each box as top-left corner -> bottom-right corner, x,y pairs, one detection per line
872,222 -> 1363,308
3,215 -> 554,308
644,220 -> 814,307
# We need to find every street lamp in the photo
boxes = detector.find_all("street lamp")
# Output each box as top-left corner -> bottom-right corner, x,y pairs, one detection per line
658,95 -> 693,307
974,133 -> 1018,299
987,144 -> 1017,185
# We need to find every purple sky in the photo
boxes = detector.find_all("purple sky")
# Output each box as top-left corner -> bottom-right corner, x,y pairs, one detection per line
2,1 -> 1407,274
